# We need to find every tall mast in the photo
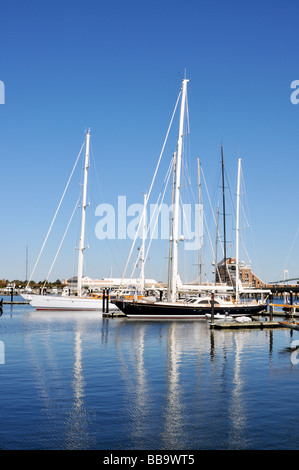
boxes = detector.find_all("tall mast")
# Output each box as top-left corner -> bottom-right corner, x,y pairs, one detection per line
140,192 -> 147,292
170,78 -> 189,302
235,158 -> 241,300
214,206 -> 219,286
167,151 -> 177,301
77,129 -> 90,297
221,144 -> 227,284
26,245 -> 28,283
197,158 -> 203,285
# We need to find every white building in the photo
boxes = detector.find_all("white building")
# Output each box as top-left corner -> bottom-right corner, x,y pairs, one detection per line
63,276 -> 160,291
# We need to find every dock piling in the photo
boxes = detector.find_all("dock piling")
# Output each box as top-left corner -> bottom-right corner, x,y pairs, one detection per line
210,292 -> 215,327
102,288 -> 110,314
106,288 -> 109,314
102,289 -> 105,313
269,294 -> 273,321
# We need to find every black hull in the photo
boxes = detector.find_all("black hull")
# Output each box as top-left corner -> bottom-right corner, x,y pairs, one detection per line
113,300 -> 267,320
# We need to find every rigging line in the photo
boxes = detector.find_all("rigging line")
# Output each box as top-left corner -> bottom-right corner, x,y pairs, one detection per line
185,86 -> 190,135
202,209 -> 219,277
89,140 -> 105,204
119,88 -> 182,289
181,151 -> 194,202
240,167 -> 250,228
129,192 -> 162,280
27,138 -> 85,287
234,164 -> 258,278
201,166 -> 224,256
43,194 -> 81,287
130,157 -> 174,281
179,192 -> 192,240
201,166 -> 233,284
240,166 -> 262,277
131,158 -> 174,282
179,191 -> 197,283
89,143 -> 128,272
143,158 -> 173,270
280,227 -> 299,280
239,205 -> 252,265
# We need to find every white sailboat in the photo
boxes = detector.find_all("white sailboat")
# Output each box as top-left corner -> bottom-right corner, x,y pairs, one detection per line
22,130 -> 117,312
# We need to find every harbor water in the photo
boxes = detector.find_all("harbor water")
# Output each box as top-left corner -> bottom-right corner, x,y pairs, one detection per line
0,298 -> 299,450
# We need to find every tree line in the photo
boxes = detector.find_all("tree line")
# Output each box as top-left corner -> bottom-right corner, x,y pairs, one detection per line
0,279 -> 66,288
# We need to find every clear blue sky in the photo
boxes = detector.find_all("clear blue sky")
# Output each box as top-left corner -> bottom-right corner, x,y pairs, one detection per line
0,0 -> 298,284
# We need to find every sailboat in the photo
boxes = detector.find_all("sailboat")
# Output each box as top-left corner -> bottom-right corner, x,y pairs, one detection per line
22,130 -> 118,312
113,78 -> 269,319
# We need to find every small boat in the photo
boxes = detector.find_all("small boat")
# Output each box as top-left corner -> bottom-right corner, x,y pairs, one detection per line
279,321 -> 299,331
282,303 -> 299,313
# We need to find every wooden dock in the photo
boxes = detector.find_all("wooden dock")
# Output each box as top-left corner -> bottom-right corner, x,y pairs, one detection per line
102,311 -> 125,317
211,320 -> 281,330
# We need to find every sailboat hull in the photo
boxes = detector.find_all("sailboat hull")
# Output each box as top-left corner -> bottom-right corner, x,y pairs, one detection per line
22,294 -> 118,312
113,300 -> 267,320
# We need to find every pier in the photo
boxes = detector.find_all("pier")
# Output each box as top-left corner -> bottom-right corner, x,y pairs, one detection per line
102,311 -> 125,317
211,319 -> 281,330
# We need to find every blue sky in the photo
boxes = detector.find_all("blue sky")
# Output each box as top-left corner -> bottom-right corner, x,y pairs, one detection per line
0,0 -> 299,284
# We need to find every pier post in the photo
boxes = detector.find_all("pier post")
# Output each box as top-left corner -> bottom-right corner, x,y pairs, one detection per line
269,294 -> 273,321
211,292 -> 215,326
106,288 -> 109,314
102,288 -> 109,314
10,287 -> 13,303
290,291 -> 294,321
102,289 -> 105,313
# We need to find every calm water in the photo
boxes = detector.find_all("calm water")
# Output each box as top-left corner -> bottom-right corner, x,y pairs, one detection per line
0,299 -> 299,450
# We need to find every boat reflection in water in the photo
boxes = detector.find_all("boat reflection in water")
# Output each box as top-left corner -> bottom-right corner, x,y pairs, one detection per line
20,310 -> 287,450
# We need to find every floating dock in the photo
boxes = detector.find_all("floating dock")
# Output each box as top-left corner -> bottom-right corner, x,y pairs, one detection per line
211,320 -> 281,330
103,311 -> 125,317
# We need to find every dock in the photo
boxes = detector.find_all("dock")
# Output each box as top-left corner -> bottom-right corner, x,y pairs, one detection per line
211,320 -> 281,330
103,311 -> 125,317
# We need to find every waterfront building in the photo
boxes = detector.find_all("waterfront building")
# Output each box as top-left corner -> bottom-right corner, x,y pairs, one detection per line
216,257 -> 266,288
62,276 -> 161,292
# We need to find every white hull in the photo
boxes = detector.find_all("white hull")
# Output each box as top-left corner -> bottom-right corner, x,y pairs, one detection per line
22,294 -> 118,312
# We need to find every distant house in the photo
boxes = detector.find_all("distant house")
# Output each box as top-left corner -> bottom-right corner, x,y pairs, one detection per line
216,257 -> 266,288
